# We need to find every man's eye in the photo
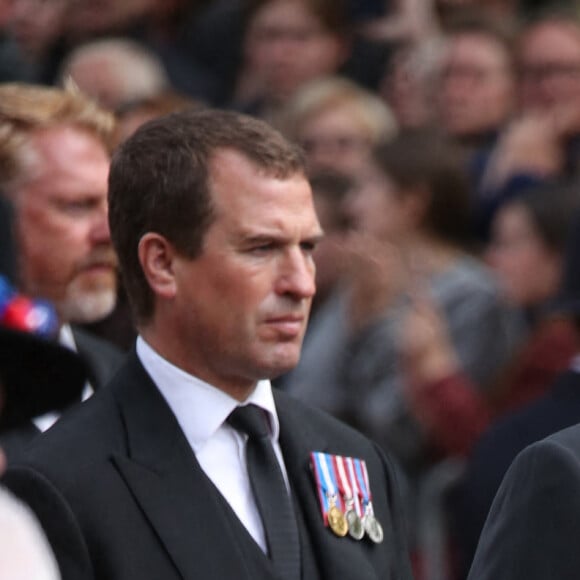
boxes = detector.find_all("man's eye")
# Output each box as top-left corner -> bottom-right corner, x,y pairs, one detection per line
250,243 -> 274,253
57,200 -> 97,214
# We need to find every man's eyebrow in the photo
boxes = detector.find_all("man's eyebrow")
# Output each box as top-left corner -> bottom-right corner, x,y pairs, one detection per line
239,230 -> 325,244
304,231 -> 325,244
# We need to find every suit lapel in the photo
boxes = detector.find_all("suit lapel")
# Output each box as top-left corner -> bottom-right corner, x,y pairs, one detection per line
275,391 -> 380,580
110,354 -> 253,580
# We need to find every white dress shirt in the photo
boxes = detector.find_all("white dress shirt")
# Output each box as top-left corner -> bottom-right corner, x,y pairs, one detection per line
136,336 -> 290,552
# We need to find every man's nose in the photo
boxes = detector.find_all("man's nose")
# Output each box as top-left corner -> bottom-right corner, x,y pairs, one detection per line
91,203 -> 111,244
275,249 -> 316,299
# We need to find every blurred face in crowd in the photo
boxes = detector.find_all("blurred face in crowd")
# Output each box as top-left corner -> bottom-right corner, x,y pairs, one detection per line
155,150 -> 321,396
13,125 -> 117,324
9,0 -> 68,59
343,164 -> 416,243
486,202 -> 562,306
310,187 -> 348,301
244,0 -> 346,102
518,20 -> 580,113
297,104 -> 373,175
439,32 -> 514,139
381,47 -> 434,129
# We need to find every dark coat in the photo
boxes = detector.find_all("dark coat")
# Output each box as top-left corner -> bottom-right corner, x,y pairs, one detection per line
2,351 -> 413,580
467,414 -> 580,579
451,369 -> 580,577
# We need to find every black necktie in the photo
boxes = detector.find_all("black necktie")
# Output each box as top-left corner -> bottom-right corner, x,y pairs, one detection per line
227,404 -> 301,580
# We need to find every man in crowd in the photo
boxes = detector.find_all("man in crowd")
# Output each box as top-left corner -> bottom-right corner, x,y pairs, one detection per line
0,83 -> 123,456
3,108 -> 413,579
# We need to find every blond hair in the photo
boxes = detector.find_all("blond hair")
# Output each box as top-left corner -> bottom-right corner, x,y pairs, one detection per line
279,76 -> 398,145
0,82 -> 115,188
58,38 -> 169,110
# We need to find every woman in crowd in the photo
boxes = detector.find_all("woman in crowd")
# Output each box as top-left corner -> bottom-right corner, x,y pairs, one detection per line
400,182 -> 580,458
279,75 -> 398,175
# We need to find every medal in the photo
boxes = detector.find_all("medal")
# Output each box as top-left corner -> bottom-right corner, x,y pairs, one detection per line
335,456 -> 364,540
354,458 -> 384,545
327,497 -> 348,537
345,504 -> 365,540
311,452 -> 348,537
311,452 -> 384,543
363,504 -> 384,544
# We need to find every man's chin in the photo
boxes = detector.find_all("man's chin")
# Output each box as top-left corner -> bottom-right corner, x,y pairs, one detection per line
263,348 -> 302,379
60,288 -> 117,324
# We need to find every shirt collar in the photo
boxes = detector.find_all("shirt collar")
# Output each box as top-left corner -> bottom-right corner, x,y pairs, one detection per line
136,336 -> 280,452
58,324 -> 77,351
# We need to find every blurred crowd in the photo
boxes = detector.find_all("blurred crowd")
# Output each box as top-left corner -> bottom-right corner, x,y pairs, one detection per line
2,0 -> 580,578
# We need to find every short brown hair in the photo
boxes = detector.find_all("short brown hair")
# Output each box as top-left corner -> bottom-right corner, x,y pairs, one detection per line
445,11 -> 516,66
245,0 -> 348,36
0,82 -> 115,190
372,128 -> 472,247
108,107 -> 306,324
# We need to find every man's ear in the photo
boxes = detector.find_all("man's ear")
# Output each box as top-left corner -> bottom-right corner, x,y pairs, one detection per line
138,233 -> 177,300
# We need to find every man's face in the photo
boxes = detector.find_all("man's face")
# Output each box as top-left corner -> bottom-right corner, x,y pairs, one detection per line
343,165 -> 410,242
9,0 -> 68,58
439,33 -> 514,138
245,0 -> 345,102
518,21 -> 580,112
297,105 -> 373,175
13,126 -> 117,324
168,149 -> 322,396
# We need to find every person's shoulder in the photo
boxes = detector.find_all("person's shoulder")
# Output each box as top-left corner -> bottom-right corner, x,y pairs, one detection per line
538,421 -> 580,458
7,386 -> 121,487
447,255 -> 498,290
71,326 -> 125,388
504,420 -> 580,488
71,326 -> 123,360
468,418 -> 580,580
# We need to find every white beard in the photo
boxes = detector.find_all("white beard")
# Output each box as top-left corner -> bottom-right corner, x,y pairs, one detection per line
59,284 -> 117,324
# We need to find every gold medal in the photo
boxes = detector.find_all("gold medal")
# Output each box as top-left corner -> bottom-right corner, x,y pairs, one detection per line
327,504 -> 348,537
345,508 -> 364,540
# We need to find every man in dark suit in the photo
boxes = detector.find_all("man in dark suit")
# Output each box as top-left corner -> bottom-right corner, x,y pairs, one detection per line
0,83 -> 123,457
453,367 -> 580,578
467,420 -> 580,580
467,211 -> 580,580
3,108 -> 413,579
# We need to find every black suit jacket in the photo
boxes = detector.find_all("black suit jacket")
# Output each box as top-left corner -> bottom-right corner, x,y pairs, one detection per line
72,326 -> 124,391
0,327 -> 123,461
2,352 -> 413,580
467,420 -> 580,580
451,369 -> 580,577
